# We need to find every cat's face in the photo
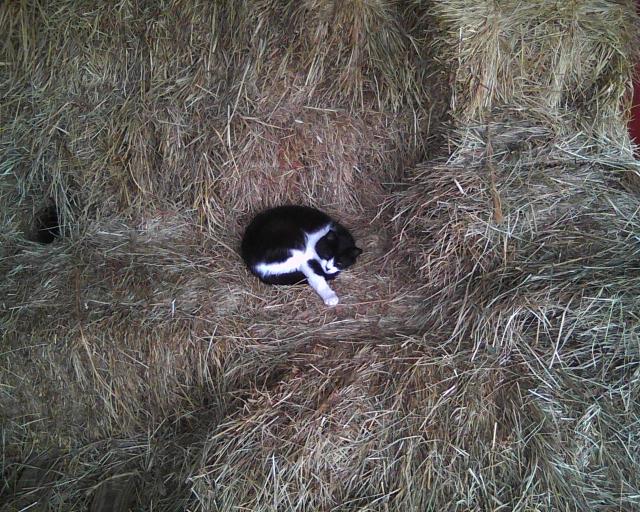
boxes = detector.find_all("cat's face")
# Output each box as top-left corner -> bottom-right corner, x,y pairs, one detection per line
317,230 -> 363,274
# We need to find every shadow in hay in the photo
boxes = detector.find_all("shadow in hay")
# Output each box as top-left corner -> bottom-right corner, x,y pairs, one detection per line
1,433 -> 200,511
28,203 -> 61,245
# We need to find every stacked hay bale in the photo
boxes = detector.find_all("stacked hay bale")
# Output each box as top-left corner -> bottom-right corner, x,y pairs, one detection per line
1,0 -> 438,509
1,1 -> 639,511
388,0 -> 640,509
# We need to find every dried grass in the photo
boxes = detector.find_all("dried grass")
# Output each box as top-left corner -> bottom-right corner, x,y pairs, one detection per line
434,0 -> 640,156
391,120 -> 640,304
2,0 -> 640,511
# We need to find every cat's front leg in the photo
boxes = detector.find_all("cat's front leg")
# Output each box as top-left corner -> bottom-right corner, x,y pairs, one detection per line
302,262 -> 339,306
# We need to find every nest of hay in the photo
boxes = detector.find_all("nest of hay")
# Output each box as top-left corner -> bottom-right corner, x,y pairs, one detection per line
2,0 -> 640,511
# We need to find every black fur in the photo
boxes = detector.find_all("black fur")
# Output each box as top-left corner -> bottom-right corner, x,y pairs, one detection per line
241,205 -> 362,285
259,271 -> 307,285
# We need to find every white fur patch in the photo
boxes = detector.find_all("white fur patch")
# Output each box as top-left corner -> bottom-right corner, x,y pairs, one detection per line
253,223 -> 340,306
322,257 -> 339,275
303,263 -> 339,306
253,223 -> 332,278
255,250 -> 305,276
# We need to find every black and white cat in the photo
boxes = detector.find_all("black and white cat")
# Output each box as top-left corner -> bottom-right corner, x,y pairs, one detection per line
241,205 -> 362,306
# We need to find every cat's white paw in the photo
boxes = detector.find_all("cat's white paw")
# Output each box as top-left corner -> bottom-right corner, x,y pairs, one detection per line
324,294 -> 339,306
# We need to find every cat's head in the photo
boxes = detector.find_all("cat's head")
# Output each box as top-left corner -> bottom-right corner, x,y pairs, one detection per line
317,230 -> 363,275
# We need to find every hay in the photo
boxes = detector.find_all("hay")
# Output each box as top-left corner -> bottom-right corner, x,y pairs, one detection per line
434,0 -> 640,156
391,120 -> 640,304
0,0 -> 436,235
2,0 -> 640,510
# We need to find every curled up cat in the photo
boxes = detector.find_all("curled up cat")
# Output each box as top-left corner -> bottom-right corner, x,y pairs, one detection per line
241,205 -> 362,306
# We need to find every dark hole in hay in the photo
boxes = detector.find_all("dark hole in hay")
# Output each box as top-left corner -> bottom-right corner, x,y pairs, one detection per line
30,204 -> 60,244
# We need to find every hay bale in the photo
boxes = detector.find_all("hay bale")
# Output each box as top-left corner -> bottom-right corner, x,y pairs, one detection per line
0,212 -> 416,509
2,0 -> 640,510
387,119 -> 640,511
248,0 -> 422,108
391,122 -> 640,305
193,307 -> 640,510
433,0 -> 640,156
1,217 -> 223,441
0,0 -> 437,237
220,107 -> 409,216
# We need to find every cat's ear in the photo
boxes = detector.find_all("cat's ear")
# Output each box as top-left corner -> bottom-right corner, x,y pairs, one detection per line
326,230 -> 337,242
351,247 -> 363,257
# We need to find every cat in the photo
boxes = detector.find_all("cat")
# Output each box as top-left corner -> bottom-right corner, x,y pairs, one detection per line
241,205 -> 362,306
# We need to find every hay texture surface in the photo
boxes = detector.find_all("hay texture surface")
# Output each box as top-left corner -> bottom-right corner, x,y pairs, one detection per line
2,1 -> 640,511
